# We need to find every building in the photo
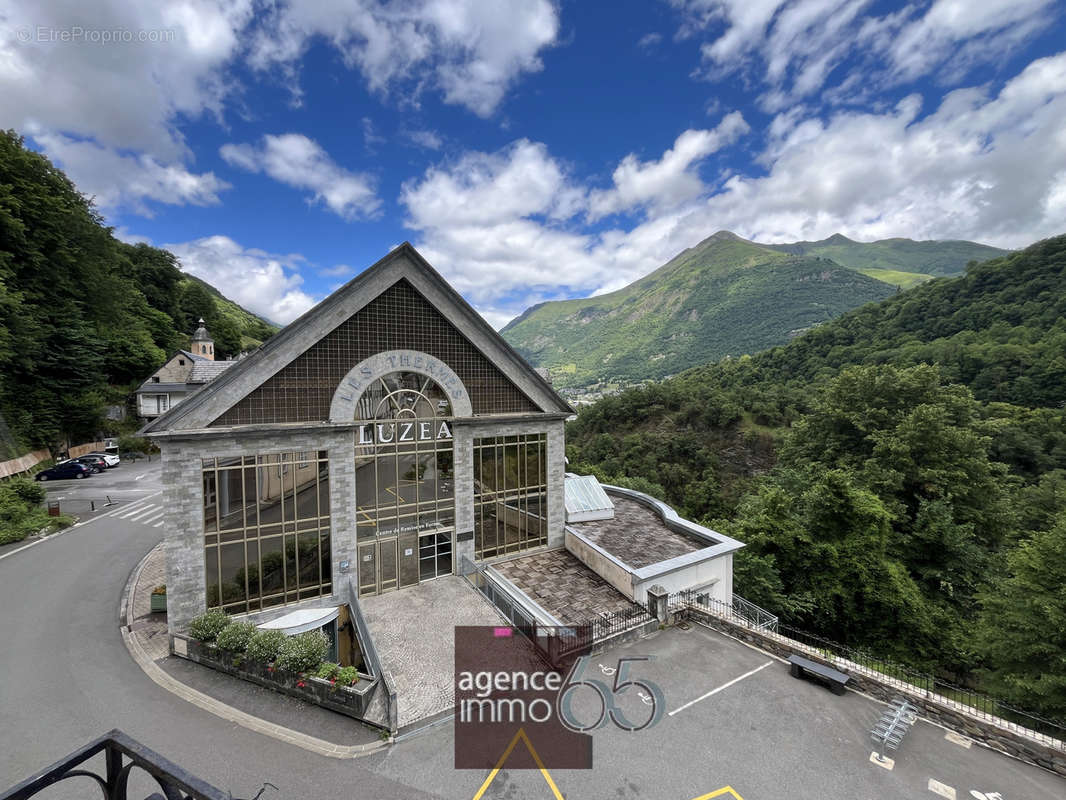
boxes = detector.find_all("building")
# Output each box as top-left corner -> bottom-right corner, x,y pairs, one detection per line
135,319 -> 237,418
141,245 -> 742,650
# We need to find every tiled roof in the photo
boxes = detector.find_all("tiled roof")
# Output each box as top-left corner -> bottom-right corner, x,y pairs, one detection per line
187,360 -> 237,384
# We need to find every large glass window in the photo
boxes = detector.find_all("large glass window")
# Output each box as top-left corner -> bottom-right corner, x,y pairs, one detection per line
473,434 -> 548,560
202,450 -> 331,613
355,372 -> 455,594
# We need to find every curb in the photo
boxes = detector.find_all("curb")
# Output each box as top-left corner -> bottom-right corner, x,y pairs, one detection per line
120,550 -> 391,760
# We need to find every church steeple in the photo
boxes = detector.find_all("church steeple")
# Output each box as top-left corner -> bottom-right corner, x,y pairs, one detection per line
191,317 -> 214,361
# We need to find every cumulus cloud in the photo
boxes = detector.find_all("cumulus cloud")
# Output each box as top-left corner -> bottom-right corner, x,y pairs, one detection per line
403,53 -> 1066,321
220,133 -> 380,219
166,235 -> 317,324
31,129 -> 230,215
671,0 -> 1058,109
587,112 -> 750,220
246,0 -> 560,117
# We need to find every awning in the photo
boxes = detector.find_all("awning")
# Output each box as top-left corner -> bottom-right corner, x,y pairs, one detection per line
257,606 -> 340,635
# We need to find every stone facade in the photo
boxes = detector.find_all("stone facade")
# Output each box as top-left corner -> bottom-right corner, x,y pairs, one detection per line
147,245 -> 574,636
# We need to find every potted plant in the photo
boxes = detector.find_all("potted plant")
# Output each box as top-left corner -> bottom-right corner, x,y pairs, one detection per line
150,585 -> 167,613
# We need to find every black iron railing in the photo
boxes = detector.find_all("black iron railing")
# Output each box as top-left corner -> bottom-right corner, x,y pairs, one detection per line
1,729 -> 244,800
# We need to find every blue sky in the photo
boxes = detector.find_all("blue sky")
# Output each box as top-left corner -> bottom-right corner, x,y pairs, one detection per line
2,1 -> 1065,327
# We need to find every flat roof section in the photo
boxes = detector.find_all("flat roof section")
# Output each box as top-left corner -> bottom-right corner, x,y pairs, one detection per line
492,548 -> 637,624
570,495 -> 702,568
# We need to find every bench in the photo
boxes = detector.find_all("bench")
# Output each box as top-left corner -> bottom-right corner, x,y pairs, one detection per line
788,654 -> 850,695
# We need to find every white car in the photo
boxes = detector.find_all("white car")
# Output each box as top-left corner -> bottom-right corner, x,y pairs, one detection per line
86,451 -> 121,468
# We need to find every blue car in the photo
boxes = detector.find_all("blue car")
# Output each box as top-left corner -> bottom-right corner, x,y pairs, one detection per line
35,461 -> 91,481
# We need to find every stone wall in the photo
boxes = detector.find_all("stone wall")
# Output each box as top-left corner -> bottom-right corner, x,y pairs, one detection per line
682,607 -> 1066,777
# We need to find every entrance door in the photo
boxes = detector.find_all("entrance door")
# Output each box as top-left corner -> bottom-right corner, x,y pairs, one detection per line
418,530 -> 454,581
357,537 -> 408,596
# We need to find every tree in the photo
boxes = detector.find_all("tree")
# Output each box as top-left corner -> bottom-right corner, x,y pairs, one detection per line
977,514 -> 1066,719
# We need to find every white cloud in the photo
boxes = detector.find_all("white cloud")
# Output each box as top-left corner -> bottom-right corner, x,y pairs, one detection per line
247,0 -> 560,117
318,263 -> 355,278
402,53 -> 1066,319
587,112 -> 749,220
30,129 -> 230,215
637,32 -> 663,50
671,0 -> 1058,110
403,129 -> 444,150
166,235 -> 317,324
220,133 -> 380,219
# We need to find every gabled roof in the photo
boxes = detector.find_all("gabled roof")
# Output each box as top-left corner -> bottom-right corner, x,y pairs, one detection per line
141,243 -> 573,434
187,360 -> 237,384
179,350 -> 211,363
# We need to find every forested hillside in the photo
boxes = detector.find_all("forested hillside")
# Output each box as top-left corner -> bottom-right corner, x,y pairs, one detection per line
0,131 -> 276,455
567,235 -> 1066,719
503,230 -> 1008,390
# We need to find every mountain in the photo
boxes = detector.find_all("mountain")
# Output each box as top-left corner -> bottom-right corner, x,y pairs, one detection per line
566,234 -> 1066,717
764,232 -> 1008,277
502,231 -> 1011,390
0,130 -> 277,452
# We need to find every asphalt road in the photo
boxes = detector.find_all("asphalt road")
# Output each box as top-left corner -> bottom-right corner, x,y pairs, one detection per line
2,463 -> 1064,799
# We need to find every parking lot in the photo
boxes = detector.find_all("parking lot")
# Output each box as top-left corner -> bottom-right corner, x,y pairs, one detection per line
364,624 -> 1066,799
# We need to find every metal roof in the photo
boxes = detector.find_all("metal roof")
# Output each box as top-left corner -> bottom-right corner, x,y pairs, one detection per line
565,474 -> 615,522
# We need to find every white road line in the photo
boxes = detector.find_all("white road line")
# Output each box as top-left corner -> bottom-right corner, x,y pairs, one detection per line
134,474 -> 147,481
118,503 -> 157,520
668,660 -> 774,716
139,511 -> 166,526
152,521 -> 164,528
127,505 -> 161,522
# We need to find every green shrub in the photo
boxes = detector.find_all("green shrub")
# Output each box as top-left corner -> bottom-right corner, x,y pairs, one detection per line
335,666 -> 359,687
274,630 -> 329,673
6,478 -> 45,505
187,609 -> 229,642
314,661 -> 339,680
215,621 -> 257,653
246,629 -> 287,664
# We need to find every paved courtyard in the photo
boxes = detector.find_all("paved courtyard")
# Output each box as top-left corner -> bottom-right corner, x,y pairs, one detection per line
359,575 -> 503,727
492,547 -> 637,623
570,495 -> 702,567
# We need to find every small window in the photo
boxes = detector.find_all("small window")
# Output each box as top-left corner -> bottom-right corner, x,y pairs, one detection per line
202,345 -> 207,353
179,359 -> 185,366
152,376 -> 160,383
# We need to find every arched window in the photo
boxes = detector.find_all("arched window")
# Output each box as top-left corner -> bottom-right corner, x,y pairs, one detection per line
354,372 -> 455,594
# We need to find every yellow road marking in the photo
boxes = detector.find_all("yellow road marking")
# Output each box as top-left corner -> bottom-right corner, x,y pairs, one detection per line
690,789 -> 743,800
470,728 -> 564,800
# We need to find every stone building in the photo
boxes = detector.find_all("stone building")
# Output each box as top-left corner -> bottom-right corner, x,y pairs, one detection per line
140,245 -> 573,631
136,319 -> 236,418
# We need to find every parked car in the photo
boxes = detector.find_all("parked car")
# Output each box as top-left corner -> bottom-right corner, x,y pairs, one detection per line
35,461 -> 92,481
72,455 -> 109,473
85,451 -> 120,468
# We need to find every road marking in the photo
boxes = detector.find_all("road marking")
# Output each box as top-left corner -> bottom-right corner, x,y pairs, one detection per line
119,503 -> 157,520
928,778 -> 956,798
944,731 -> 972,748
135,474 -> 147,481
153,521 -> 164,528
126,505 -> 161,522
470,728 -> 563,800
668,660 -> 774,716
691,789 -> 743,800
139,509 -> 166,524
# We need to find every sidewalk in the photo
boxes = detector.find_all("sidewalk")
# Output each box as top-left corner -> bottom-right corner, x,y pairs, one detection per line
123,544 -> 387,757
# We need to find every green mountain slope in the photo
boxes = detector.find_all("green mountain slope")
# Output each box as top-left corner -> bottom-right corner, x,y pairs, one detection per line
566,235 -> 1066,718
502,231 -> 896,388
0,130 -> 277,452
764,232 -> 1009,276
853,266 -> 934,289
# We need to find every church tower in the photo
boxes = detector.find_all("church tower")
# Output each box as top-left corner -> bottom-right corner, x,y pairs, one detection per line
191,317 -> 214,361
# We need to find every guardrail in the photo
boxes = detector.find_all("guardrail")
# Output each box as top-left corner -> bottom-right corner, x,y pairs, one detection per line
347,579 -> 397,732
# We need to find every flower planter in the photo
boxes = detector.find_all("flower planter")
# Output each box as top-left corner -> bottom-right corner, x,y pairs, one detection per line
150,592 -> 167,613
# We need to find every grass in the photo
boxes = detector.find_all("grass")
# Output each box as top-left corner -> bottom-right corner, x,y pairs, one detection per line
856,267 -> 935,290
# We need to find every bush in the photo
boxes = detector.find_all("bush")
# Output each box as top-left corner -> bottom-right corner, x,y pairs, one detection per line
215,621 -> 257,653
335,666 -> 359,687
6,478 -> 45,505
274,630 -> 330,673
246,629 -> 287,664
314,661 -> 339,680
187,609 -> 229,642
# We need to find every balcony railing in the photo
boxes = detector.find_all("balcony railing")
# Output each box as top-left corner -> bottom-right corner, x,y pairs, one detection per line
2,729 -> 236,800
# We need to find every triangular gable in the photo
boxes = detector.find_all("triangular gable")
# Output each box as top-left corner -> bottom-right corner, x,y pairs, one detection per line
140,244 -> 572,433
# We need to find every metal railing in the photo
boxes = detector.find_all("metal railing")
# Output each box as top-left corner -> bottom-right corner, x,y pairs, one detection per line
672,589 -> 1066,747
347,579 -> 397,732
672,590 -> 779,632
1,729 -> 240,799
777,624 -> 1066,746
